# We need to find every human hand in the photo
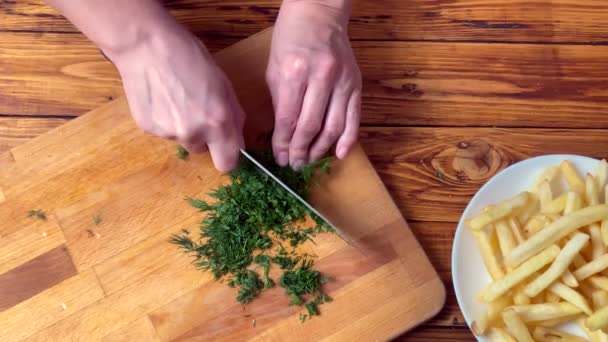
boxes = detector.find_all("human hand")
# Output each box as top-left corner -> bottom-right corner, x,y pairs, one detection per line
267,0 -> 361,169
112,25 -> 245,172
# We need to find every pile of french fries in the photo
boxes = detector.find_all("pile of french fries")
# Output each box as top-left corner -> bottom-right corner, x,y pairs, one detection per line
468,159 -> 608,342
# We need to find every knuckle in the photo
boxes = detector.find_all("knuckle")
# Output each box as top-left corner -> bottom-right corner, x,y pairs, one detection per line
314,55 -> 338,80
325,122 -> 344,140
300,119 -> 322,136
202,114 -> 230,131
281,54 -> 308,80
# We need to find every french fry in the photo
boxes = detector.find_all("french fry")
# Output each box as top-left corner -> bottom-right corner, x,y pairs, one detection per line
502,309 -> 534,342
509,302 -> 582,322
518,193 -> 540,226
533,326 -> 587,342
539,314 -> 584,327
591,223 -> 607,259
574,254 -> 608,281
513,288 -> 531,305
488,327 -> 517,342
562,269 -> 580,288
589,276 -> 608,292
532,166 -> 560,191
472,296 -> 512,335
506,205 -> 608,267
601,219 -> 608,247
542,192 -> 568,215
496,220 -> 517,258
473,229 -> 505,280
524,214 -> 554,237
597,159 -> 608,202
561,160 -> 586,195
470,192 -> 531,230
587,305 -> 608,331
484,245 -> 560,302
548,282 -> 592,315
579,317 -> 608,342
565,191 -> 583,215
539,181 -> 554,213
589,174 -> 601,206
509,217 -> 526,244
524,233 -> 589,297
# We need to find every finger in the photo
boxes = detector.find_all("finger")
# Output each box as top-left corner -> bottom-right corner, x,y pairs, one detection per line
289,83 -> 332,169
335,89 -> 361,160
182,140 -> 208,154
308,90 -> 347,162
205,109 -> 245,172
269,78 -> 306,167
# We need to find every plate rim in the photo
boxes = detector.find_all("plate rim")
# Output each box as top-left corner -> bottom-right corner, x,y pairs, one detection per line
451,153 -> 600,340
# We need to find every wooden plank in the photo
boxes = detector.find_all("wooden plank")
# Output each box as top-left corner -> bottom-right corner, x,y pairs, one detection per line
3,32 -> 608,128
100,317 -> 161,342
2,0 -> 608,43
0,270 -> 104,342
0,216 -> 66,275
0,245 -> 76,311
24,257 -> 209,341
363,127 -> 608,222
0,117 -> 68,154
396,326 -> 474,341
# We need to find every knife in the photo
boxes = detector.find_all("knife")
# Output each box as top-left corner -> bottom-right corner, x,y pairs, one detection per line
239,149 -> 357,248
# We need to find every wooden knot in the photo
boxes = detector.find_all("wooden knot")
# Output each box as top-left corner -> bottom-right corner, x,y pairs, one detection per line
432,139 -> 501,182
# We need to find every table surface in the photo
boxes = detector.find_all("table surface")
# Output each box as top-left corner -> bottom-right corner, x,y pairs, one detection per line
2,1 -> 608,341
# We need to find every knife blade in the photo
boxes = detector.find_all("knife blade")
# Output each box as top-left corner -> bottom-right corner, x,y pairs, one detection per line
239,149 -> 357,247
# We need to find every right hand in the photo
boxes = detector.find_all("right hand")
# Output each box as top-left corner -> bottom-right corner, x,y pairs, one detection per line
110,25 -> 245,172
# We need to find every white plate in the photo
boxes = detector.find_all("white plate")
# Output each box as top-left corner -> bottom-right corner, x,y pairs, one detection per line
452,154 -> 601,340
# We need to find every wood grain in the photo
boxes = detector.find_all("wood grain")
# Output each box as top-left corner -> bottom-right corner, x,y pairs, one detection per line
0,270 -> 104,342
0,245 -> 76,311
3,31 -> 608,129
398,326 -> 474,341
2,0 -> 608,43
0,216 -> 66,275
0,117 -> 68,154
101,317 -> 161,342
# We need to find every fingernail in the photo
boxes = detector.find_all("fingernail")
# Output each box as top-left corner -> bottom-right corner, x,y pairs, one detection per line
293,159 -> 305,170
277,152 -> 288,166
337,147 -> 348,159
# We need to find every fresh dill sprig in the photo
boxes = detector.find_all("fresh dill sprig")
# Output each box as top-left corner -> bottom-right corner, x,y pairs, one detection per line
27,210 -> 47,220
93,214 -> 102,225
176,145 -> 189,160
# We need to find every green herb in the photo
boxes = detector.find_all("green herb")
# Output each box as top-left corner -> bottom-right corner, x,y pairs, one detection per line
176,145 -> 189,160
27,210 -> 47,220
254,254 -> 275,289
93,214 -> 102,225
170,151 -> 334,317
299,313 -> 308,322
435,169 -> 445,180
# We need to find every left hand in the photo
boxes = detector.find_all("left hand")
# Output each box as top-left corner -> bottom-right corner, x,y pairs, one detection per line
266,0 -> 362,169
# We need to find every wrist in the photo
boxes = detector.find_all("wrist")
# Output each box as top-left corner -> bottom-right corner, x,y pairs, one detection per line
281,0 -> 352,27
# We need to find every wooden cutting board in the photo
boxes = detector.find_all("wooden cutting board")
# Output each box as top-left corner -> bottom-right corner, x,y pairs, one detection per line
0,28 -> 444,341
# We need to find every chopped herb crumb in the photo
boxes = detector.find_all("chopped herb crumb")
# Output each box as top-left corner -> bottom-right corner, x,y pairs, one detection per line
93,214 -> 102,225
176,145 -> 189,160
27,210 -> 47,220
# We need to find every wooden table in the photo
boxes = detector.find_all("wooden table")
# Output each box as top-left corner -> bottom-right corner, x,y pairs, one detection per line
2,1 -> 608,340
